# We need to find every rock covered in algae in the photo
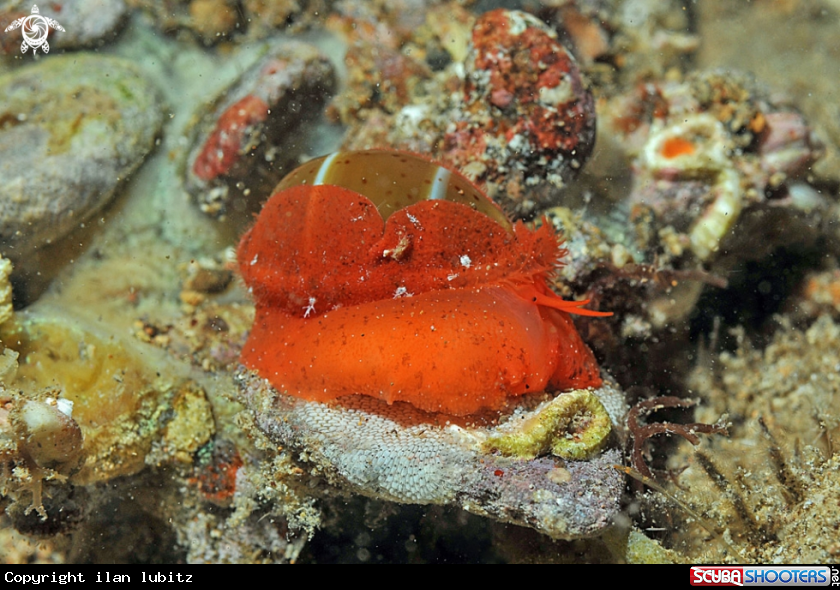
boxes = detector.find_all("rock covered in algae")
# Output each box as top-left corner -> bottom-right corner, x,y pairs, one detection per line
2,306 -> 215,485
45,0 -> 128,49
605,71 -> 823,262
185,41 -> 336,219
442,9 -> 596,217
332,7 -> 597,219
0,54 -> 163,258
237,370 -> 624,540
0,0 -> 127,51
0,358 -> 84,516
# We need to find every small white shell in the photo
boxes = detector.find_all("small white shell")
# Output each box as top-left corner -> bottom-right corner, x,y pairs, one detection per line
17,399 -> 83,469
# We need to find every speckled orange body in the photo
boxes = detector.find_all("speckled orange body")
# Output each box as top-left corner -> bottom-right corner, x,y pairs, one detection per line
238,151 -> 608,415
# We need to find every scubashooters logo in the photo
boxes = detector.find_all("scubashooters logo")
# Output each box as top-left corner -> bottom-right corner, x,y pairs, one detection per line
692,568 -> 745,587
691,566 -> 834,587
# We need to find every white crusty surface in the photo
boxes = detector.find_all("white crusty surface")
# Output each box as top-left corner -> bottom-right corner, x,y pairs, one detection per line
237,369 -> 623,540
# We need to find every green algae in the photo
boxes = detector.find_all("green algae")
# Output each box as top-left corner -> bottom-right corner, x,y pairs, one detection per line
484,389 -> 612,460
1,307 -> 214,484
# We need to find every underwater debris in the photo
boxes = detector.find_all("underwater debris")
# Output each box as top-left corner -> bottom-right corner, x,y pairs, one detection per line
178,256 -> 235,312
607,71 -> 824,263
179,504 -> 307,564
637,113 -> 740,261
2,307 -> 215,485
692,315 -> 840,450
786,267 -> 840,321
188,439 -> 242,507
550,0 -> 698,87
0,339 -> 85,533
327,14 -> 432,123
0,387 -> 84,523
627,396 -> 728,479
642,314 -> 840,562
156,302 -> 253,373
138,0 -> 328,43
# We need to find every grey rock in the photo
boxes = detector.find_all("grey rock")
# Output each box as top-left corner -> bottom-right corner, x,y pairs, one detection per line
238,370 -> 623,540
0,0 -> 127,50
184,41 -> 336,219
52,0 -> 128,49
0,53 -> 163,257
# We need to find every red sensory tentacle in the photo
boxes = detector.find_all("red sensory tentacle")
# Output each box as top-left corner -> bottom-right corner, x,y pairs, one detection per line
507,282 -> 612,317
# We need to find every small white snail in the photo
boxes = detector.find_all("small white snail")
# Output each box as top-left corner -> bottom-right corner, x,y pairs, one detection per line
15,398 -> 83,471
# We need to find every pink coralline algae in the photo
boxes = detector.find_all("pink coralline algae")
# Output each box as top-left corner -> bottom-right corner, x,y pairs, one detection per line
192,95 -> 270,183
442,9 -> 596,217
